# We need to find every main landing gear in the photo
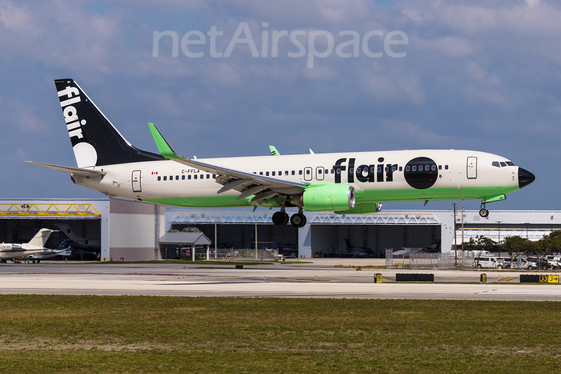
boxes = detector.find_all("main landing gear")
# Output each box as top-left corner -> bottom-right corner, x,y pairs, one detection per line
272,206 -> 307,228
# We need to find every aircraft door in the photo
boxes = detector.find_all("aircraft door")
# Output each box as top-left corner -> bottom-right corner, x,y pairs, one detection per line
303,167 -> 313,181
316,166 -> 325,181
132,170 -> 142,192
467,157 -> 477,179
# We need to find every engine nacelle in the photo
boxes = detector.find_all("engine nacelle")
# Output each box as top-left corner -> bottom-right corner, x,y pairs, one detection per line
292,183 -> 355,212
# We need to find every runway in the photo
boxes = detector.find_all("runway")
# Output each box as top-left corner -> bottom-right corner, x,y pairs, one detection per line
0,261 -> 560,301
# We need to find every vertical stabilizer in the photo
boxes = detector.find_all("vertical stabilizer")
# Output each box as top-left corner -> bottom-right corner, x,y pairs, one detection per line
54,79 -> 164,167
27,229 -> 56,248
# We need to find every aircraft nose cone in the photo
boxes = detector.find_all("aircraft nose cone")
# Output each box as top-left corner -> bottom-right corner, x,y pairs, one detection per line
518,168 -> 535,189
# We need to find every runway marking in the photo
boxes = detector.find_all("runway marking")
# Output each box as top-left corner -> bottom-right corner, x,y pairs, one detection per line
498,277 -> 517,282
478,289 -> 561,296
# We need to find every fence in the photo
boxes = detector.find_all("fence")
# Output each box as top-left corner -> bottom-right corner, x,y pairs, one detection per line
214,248 -> 284,261
386,249 -> 475,269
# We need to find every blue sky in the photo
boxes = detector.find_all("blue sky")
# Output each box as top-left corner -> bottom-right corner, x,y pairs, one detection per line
0,0 -> 559,211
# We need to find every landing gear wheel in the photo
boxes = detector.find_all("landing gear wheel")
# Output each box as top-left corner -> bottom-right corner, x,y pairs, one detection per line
479,208 -> 489,218
290,213 -> 307,228
272,211 -> 289,226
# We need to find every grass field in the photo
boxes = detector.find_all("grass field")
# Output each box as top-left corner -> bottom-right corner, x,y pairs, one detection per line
0,295 -> 560,373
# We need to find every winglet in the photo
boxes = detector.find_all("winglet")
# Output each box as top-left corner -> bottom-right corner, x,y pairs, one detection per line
148,123 -> 185,161
269,145 -> 280,156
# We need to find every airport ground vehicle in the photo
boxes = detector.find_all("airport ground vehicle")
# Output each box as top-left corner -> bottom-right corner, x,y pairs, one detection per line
544,255 -> 561,269
473,257 -> 503,269
502,257 -> 537,270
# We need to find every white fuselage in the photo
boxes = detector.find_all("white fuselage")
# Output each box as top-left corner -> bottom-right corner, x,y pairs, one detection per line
74,149 -> 520,208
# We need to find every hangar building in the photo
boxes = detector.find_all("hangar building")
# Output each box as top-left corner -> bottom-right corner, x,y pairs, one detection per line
1,198 -> 559,260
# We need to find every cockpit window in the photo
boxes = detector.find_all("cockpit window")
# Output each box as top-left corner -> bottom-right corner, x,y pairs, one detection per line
506,161 -> 515,166
500,162 -> 507,167
492,161 -> 500,168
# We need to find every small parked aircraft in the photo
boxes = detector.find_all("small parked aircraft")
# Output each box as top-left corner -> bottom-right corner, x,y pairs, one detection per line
0,228 -> 62,262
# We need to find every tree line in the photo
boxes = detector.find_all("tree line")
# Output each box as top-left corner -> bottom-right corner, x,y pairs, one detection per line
462,231 -> 561,258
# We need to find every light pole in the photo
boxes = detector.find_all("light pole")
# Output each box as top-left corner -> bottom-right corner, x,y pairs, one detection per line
496,221 -> 502,257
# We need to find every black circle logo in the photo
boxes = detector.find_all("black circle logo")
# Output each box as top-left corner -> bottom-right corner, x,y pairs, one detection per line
404,157 -> 437,189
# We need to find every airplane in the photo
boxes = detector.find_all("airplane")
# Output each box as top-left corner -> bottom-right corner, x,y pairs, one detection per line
344,239 -> 375,258
57,223 -> 101,252
28,239 -> 73,263
0,228 -> 59,262
27,79 -> 535,228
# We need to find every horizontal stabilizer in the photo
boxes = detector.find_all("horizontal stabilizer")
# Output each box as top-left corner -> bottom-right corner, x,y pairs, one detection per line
25,161 -> 106,177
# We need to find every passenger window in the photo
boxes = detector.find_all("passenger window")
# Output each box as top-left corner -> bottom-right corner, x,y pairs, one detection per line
163,176 -> 167,181
425,165 -> 429,171
158,176 -> 161,181
412,166 -> 417,171
445,165 -> 449,170
188,175 -> 191,180
306,169 -> 310,175
272,171 -> 276,176
299,170 -> 303,175
169,175 -> 173,180
194,175 -> 197,179
399,166 -> 402,172
318,169 -> 323,174
325,169 -> 328,174
182,175 -> 185,180
393,166 -> 397,172
292,171 -> 295,175
279,171 -> 282,175
377,166 -> 382,172
370,167 -> 375,173
331,169 -> 335,174
406,166 -> 410,172
285,171 -> 289,176
207,174 -> 210,179
266,172 -> 269,176
431,165 -> 436,171
350,168 -> 354,173
213,174 -> 216,178
336,169 -> 340,174
176,175 -> 179,180
260,172 -> 263,175
438,165 -> 442,170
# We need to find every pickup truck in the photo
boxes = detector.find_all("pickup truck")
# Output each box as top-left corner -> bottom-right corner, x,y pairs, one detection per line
544,255 -> 561,269
504,257 -> 537,270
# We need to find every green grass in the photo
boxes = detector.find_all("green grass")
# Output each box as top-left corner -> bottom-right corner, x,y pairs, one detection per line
0,296 -> 560,373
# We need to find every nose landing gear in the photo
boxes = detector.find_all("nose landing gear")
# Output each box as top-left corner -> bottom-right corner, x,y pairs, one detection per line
479,201 -> 489,218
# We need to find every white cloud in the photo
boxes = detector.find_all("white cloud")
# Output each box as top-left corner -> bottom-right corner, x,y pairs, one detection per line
413,36 -> 478,58
0,2 -> 29,29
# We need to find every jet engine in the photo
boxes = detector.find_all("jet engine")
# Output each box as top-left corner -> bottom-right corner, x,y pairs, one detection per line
292,183 -> 355,212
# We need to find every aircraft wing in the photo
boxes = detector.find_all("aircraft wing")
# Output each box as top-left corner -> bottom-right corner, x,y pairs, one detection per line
25,161 -> 106,177
148,123 -> 306,204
